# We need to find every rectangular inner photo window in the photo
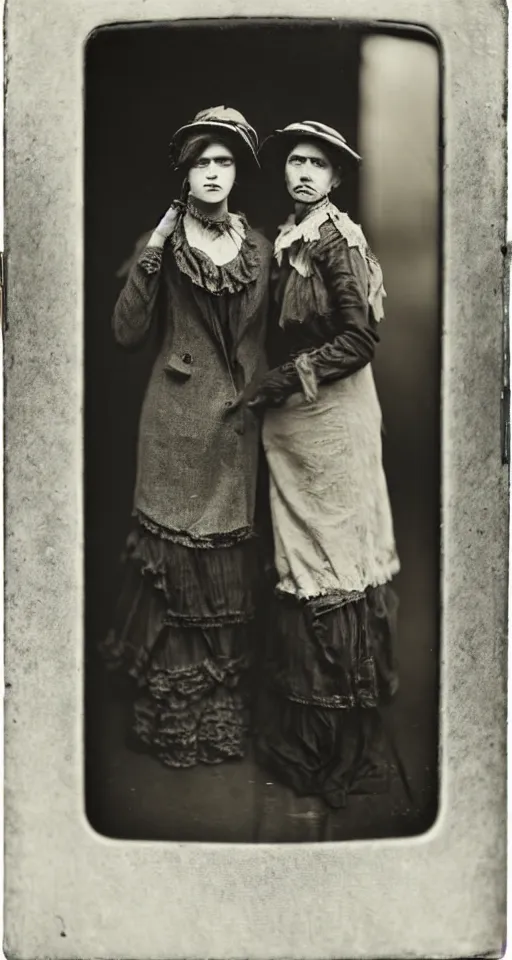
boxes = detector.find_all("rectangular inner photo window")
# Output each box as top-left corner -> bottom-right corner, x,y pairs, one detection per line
84,18 -> 441,843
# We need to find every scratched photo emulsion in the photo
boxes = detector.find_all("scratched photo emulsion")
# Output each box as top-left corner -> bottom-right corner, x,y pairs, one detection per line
84,19 -> 441,842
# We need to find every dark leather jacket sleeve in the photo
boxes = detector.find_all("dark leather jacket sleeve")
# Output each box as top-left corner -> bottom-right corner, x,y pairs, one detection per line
305,229 -> 379,381
255,228 -> 379,406
112,245 -> 163,348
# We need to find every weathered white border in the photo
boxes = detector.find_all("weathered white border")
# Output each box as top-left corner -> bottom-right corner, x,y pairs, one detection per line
4,1 -> 508,957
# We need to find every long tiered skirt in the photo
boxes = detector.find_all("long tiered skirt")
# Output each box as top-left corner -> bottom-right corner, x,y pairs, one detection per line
101,517 -> 261,768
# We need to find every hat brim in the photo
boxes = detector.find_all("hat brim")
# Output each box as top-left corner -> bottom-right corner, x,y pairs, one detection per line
260,128 -> 361,165
171,121 -> 260,168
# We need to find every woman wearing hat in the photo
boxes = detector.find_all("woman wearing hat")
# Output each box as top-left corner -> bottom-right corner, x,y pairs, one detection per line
102,107 -> 272,769
239,121 -> 400,807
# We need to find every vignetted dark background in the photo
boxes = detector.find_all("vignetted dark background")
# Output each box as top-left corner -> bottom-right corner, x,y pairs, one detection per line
85,20 -> 440,841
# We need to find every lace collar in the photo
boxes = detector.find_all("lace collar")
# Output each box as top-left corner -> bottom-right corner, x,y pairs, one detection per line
274,197 -> 332,259
186,196 -> 233,235
169,211 -> 261,295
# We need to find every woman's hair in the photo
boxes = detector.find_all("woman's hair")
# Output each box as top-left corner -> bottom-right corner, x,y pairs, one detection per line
175,131 -> 245,173
174,130 -> 252,204
176,133 -> 216,172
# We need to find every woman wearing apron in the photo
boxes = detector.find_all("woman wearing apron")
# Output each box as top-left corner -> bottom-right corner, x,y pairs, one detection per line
240,121 -> 400,808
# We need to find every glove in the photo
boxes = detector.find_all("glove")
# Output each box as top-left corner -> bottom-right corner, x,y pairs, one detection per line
224,368 -> 296,417
148,203 -> 182,247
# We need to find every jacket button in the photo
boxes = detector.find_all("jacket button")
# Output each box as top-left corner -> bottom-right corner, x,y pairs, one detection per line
182,353 -> 192,364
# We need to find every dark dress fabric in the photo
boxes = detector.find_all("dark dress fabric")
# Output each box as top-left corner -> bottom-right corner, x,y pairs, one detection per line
103,521 -> 261,767
255,584 -> 399,807
101,205 -> 272,767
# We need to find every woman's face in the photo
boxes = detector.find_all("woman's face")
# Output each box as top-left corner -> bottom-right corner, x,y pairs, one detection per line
187,142 -> 236,204
285,140 -> 340,204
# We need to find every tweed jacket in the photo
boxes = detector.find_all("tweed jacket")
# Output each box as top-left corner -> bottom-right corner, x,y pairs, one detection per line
113,215 -> 272,545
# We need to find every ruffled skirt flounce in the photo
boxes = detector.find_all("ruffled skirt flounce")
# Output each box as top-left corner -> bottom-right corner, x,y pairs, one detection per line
101,520 -> 260,768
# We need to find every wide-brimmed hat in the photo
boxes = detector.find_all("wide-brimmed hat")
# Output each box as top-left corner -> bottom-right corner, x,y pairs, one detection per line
260,120 -> 361,165
170,106 -> 260,168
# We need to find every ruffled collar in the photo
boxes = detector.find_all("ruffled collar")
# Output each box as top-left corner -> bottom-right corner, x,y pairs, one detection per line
169,208 -> 261,295
274,198 -> 387,322
274,197 -> 335,259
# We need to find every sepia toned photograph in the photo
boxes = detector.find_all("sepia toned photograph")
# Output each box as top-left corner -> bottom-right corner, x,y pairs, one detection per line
84,18 -> 440,843
4,0 -> 507,956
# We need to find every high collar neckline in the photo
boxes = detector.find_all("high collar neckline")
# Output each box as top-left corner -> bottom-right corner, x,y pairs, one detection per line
186,196 -> 232,234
